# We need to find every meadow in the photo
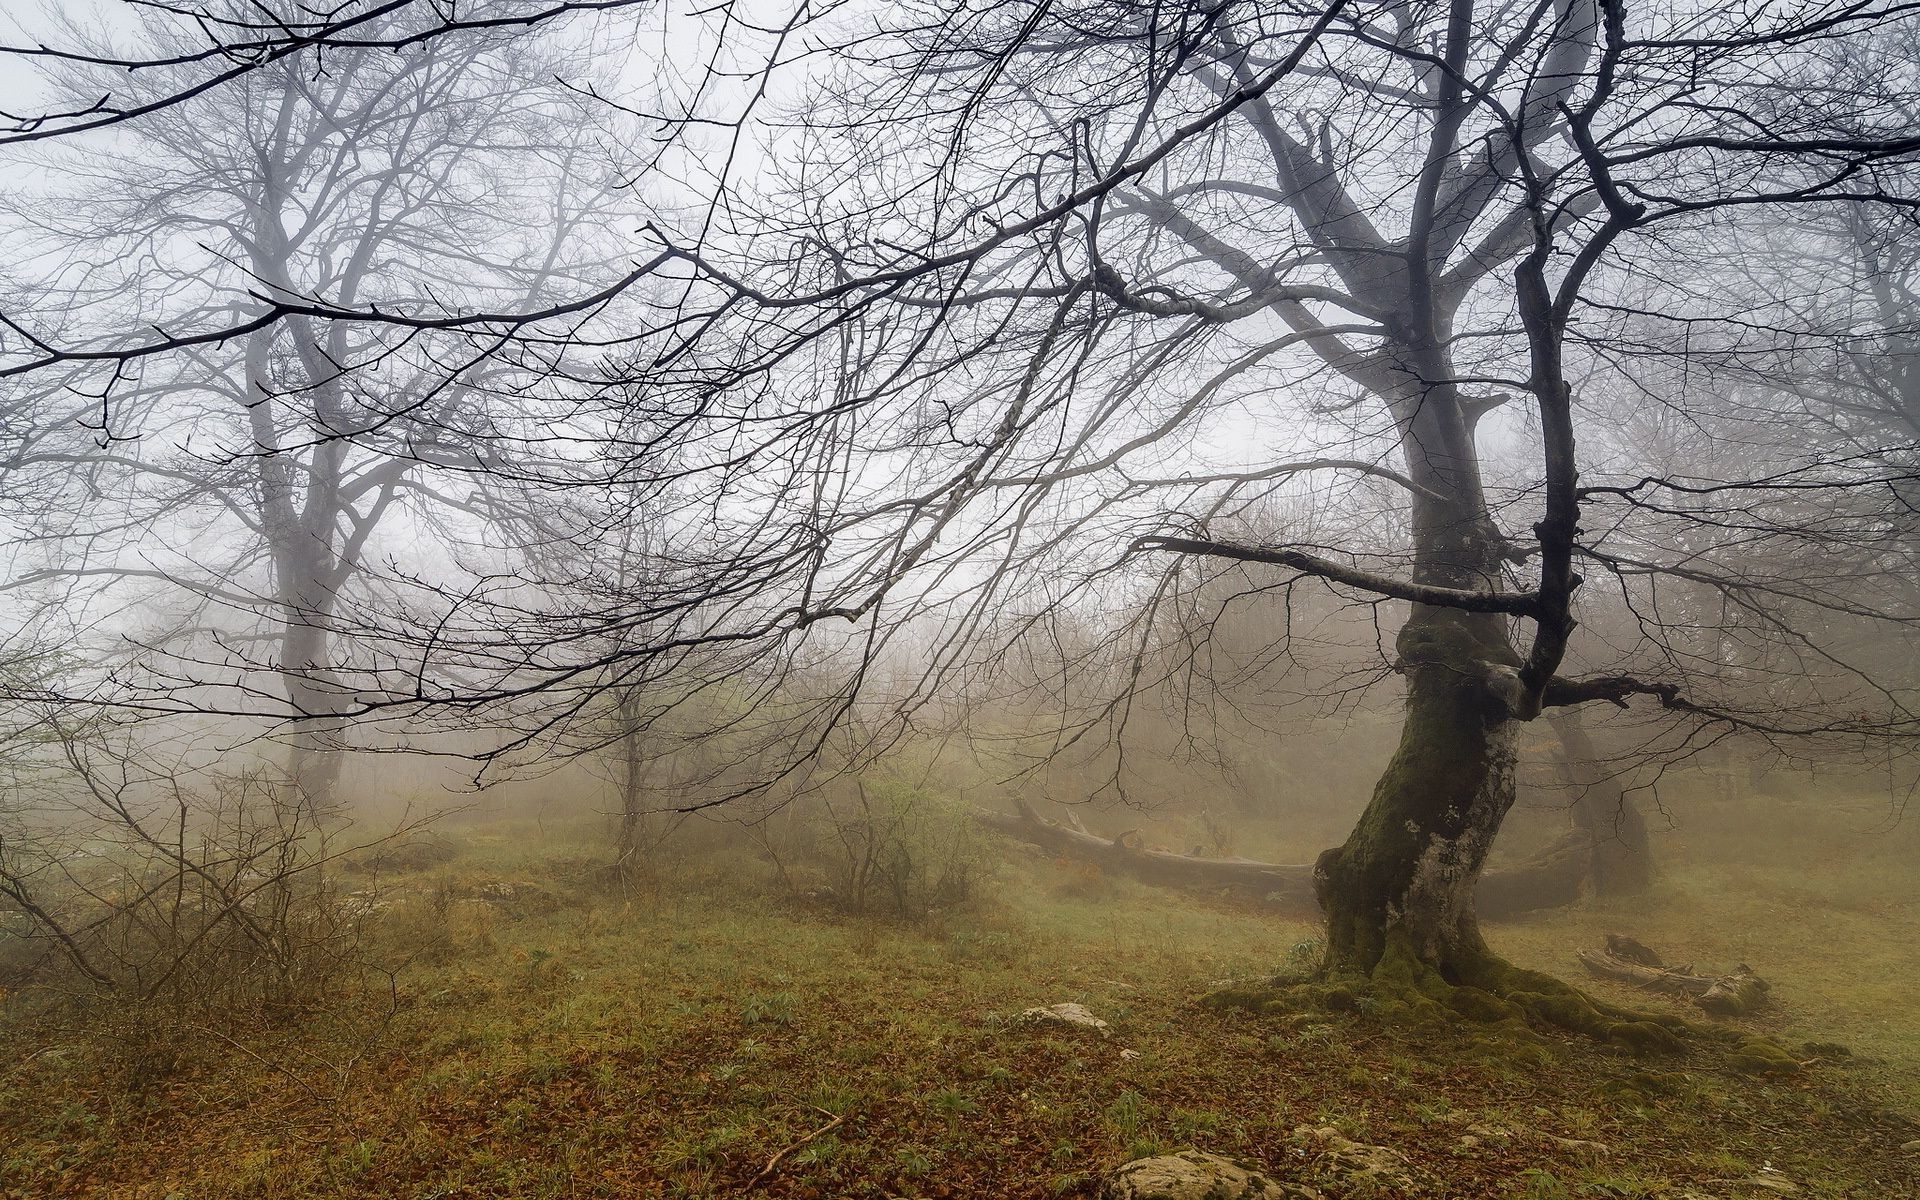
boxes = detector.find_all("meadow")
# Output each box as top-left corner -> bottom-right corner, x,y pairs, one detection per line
2,776 -> 1915,1199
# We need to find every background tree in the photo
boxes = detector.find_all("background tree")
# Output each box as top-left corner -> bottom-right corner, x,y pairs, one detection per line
1,2 -> 637,813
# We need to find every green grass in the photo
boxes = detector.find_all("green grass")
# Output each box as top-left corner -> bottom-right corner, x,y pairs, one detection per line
2,783 -> 1917,1199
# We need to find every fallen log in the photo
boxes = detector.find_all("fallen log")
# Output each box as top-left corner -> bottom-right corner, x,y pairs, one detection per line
1576,934 -> 1771,1017
974,800 -> 1594,919
972,799 -> 1317,903
1473,830 -> 1588,917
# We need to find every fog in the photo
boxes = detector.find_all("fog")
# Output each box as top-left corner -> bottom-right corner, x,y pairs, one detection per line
2,2 -> 1918,1196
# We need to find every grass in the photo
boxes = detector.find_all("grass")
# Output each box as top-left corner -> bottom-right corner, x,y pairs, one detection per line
1,781 -> 1917,1199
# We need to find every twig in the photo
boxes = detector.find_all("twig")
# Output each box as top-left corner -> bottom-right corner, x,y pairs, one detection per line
744,1106 -> 846,1191
184,1022 -> 327,1104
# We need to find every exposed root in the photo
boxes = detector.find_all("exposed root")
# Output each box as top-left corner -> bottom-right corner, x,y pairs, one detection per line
1203,932 -> 1800,1072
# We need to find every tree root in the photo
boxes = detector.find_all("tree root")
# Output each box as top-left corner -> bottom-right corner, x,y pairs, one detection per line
1203,933 -> 1801,1073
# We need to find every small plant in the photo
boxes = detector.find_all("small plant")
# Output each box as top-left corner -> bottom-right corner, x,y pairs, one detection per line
929,1086 -> 979,1126
324,1140 -> 377,1182
1170,1106 -> 1225,1139
1103,1089 -> 1149,1140
795,1133 -> 844,1166
805,1083 -> 862,1115
1287,936 -> 1326,967
741,990 -> 798,1028
657,1121 -> 749,1171
1514,1168 -> 1572,1200
781,780 -> 990,920
947,928 -> 1019,964
1125,1138 -> 1168,1161
893,1145 -> 934,1177
0,720 -> 418,1090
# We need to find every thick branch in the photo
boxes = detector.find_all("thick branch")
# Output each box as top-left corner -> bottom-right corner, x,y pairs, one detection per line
1131,535 -> 1541,614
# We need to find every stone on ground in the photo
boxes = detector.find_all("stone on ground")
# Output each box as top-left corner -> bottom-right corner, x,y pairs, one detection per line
1293,1125 -> 1417,1191
1100,1150 -> 1321,1200
1017,1001 -> 1112,1038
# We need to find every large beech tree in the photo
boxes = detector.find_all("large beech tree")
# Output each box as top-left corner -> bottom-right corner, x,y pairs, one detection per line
601,0 -> 1920,994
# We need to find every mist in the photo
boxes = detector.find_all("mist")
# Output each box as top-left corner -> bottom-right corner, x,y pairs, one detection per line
2,1 -> 1917,1196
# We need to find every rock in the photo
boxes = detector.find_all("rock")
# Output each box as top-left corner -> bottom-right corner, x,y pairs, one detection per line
1745,1175 -> 1799,1194
1101,1150 -> 1321,1200
1017,1002 -> 1111,1038
464,879 -> 560,915
342,890 -> 394,916
1901,1139 -> 1920,1153
1293,1125 -> 1416,1190
1547,1135 -> 1610,1157
1119,1048 -> 1142,1061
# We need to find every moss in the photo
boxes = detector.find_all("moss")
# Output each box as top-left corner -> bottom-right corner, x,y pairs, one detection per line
1304,984 -> 1361,1013
1606,1070 -> 1684,1101
1605,1021 -> 1686,1056
1506,990 -> 1608,1038
1728,1037 -> 1800,1075
1199,987 -> 1278,1014
1203,982 -> 1363,1019
1446,986 -> 1521,1024
1318,614 -> 1519,975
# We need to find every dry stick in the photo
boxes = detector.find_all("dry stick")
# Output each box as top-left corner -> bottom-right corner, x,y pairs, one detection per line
186,1022 -> 327,1104
744,1107 -> 847,1192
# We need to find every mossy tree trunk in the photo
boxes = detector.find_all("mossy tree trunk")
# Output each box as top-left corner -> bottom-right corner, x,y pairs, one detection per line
1314,609 -> 1520,979
1302,295 -> 1539,981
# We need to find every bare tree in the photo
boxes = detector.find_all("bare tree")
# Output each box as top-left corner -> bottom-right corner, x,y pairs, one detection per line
1,2 -> 636,813
545,0 -> 1920,1008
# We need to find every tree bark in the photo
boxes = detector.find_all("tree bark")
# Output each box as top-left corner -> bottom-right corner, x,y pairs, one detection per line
972,798 -> 1318,898
611,692 -> 653,880
1312,609 -> 1519,977
1577,935 -> 1769,1017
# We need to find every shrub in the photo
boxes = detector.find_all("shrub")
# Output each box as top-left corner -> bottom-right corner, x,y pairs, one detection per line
0,728 -> 417,1088
787,779 -> 989,920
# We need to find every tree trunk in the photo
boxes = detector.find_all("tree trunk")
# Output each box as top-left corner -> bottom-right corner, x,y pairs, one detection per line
612,701 -> 650,879
277,550 -> 347,822
973,798 -> 1319,897
974,797 -> 1592,918
1577,935 -> 1770,1017
1313,611 -> 1518,978
1549,710 -> 1653,896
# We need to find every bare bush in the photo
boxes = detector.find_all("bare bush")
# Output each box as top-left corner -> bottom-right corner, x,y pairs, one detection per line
0,717 -> 416,1085
763,781 -> 988,921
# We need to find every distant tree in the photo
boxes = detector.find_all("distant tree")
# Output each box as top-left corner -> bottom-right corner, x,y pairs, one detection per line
1,2 -> 634,813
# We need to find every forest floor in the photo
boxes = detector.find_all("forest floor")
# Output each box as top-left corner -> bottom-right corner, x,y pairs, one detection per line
2,787 -> 1917,1199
